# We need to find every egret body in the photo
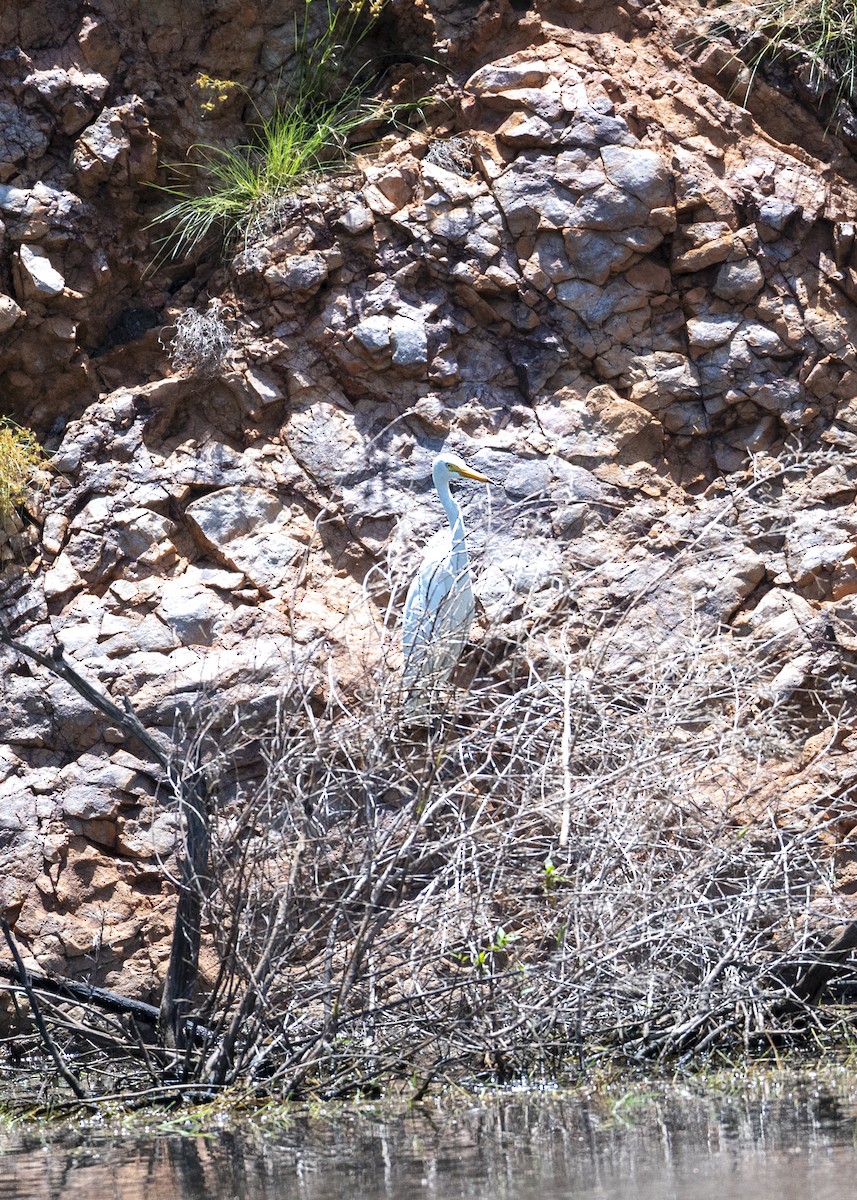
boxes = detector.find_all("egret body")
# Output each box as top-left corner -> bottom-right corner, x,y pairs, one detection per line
402,452 -> 491,712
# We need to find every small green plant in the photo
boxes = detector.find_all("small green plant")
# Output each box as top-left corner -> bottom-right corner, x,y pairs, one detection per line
460,927 -> 521,974
0,419 -> 44,528
490,926 -> 518,954
153,99 -> 377,258
541,856 -> 572,894
152,0 -> 391,259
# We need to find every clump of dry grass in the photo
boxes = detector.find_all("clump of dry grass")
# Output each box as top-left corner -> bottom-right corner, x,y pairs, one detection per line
424,135 -> 476,176
164,299 -> 234,377
700,0 -> 857,128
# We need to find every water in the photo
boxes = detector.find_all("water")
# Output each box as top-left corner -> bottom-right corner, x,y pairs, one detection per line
0,1083 -> 855,1200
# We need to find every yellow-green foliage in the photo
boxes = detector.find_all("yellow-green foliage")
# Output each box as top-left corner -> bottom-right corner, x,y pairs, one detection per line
0,420 -> 44,526
194,73 -> 242,115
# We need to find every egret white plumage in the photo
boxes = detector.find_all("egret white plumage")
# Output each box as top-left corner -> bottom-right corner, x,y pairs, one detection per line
402,451 -> 491,713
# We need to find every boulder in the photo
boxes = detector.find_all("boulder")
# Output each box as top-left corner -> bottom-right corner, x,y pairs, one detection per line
185,486 -> 306,592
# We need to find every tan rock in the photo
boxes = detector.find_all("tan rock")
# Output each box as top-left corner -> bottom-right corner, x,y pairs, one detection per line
77,14 -> 122,75
495,112 -> 560,148
466,59 -> 555,98
0,293 -> 23,332
43,551 -> 84,600
672,234 -> 734,273
15,243 -> 65,299
364,167 -> 413,210
536,385 -> 659,466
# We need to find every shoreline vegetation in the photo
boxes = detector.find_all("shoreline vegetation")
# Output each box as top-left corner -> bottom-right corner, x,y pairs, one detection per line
1,1058 -> 857,1131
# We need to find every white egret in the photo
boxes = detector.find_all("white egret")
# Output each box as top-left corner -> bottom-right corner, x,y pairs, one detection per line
402,451 -> 491,713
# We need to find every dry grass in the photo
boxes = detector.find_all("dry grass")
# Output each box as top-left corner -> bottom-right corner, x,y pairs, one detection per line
423,135 -> 477,176
163,299 -> 234,377
700,0 -> 857,127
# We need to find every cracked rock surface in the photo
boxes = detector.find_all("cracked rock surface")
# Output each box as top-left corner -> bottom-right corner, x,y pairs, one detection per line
1,0 -> 857,999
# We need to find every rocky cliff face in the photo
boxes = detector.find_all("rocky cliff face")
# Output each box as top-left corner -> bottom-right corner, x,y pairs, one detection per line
1,0 -> 857,1000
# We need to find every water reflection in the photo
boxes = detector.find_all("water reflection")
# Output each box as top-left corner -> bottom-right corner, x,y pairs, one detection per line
0,1085 -> 855,1200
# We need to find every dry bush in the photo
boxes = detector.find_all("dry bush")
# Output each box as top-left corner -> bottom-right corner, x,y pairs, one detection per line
4,449 -> 857,1100
165,447 -> 856,1094
156,590 -> 853,1095
164,299 -> 234,376
423,135 -> 476,176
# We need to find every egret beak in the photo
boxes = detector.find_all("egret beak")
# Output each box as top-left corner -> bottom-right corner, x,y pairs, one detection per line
454,465 -> 492,484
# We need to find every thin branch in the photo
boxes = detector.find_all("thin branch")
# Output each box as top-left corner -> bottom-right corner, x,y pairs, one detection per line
0,624 -> 171,768
1,920 -> 86,1099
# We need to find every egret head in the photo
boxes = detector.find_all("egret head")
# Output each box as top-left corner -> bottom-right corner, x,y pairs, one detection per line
432,451 -> 492,487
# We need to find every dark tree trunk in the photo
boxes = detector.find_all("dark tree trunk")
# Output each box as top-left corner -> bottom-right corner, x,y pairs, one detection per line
159,769 -> 211,1051
0,625 -> 213,1059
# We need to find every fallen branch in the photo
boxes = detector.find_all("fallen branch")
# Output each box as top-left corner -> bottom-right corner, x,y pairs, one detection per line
0,624 -> 170,767
0,960 -> 214,1042
0,622 -> 211,1052
1,920 -> 86,1099
792,922 -> 857,1006
0,959 -> 162,1024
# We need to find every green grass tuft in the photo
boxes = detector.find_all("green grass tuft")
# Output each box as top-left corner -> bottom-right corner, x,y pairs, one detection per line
712,0 -> 857,115
153,96 -> 380,259
151,0 -> 393,260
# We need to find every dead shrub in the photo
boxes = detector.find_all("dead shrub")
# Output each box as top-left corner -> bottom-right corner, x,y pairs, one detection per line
163,298 -> 234,377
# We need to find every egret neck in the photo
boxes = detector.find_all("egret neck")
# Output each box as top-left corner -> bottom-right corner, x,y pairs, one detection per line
433,458 -> 468,578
